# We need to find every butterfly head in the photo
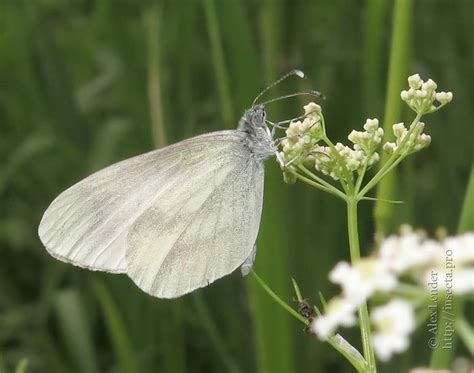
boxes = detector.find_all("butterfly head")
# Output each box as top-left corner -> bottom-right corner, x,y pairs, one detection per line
238,105 -> 276,160
238,105 -> 267,130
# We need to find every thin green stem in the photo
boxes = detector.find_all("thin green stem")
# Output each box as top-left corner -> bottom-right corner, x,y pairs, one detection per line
360,196 -> 404,204
294,169 -> 347,201
251,270 -> 308,325
291,278 -> 304,302
347,199 -> 377,373
298,164 -> 347,199
328,335 -> 368,373
355,162 -> 369,194
264,276 -> 367,372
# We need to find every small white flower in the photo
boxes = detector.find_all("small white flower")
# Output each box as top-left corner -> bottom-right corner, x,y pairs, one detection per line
304,102 -> 322,116
422,79 -> 437,93
367,152 -> 380,165
363,118 -> 379,132
372,299 -> 416,362
415,121 -> 425,132
400,90 -> 410,101
348,130 -> 363,144
415,133 -> 431,150
392,122 -> 407,139
383,142 -> 397,154
415,89 -> 427,99
435,91 -> 453,104
329,259 -> 398,306
310,297 -> 357,340
375,127 -> 384,140
408,74 -> 422,89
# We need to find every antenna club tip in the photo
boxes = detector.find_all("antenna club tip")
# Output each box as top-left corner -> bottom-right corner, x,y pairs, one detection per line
311,90 -> 326,99
293,69 -> 306,79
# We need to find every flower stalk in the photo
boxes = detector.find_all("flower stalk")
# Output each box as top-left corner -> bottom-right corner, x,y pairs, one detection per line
347,198 -> 377,372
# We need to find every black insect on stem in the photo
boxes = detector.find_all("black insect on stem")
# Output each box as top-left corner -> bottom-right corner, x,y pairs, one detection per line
296,298 -> 314,320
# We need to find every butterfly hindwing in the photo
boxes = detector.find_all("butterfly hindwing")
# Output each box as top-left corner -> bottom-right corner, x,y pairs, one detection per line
125,138 -> 264,298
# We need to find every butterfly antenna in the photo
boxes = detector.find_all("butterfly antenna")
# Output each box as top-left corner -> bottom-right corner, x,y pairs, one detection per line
252,69 -> 306,106
260,90 -> 324,106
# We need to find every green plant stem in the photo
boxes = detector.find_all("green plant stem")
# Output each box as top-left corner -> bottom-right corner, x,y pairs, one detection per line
251,270 -> 308,325
329,335 -> 368,373
355,162 -> 369,194
257,274 -> 367,372
294,169 -> 347,200
347,199 -> 377,373
298,164 -> 346,197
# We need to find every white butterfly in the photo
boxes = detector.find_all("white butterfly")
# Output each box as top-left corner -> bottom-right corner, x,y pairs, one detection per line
38,70 -> 310,298
38,104 -> 278,298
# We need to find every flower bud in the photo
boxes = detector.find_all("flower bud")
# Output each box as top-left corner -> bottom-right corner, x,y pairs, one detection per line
422,79 -> 437,93
435,91 -> 453,104
408,74 -> 422,89
383,142 -> 397,154
392,123 -> 407,138
363,118 -> 379,132
303,102 -> 322,116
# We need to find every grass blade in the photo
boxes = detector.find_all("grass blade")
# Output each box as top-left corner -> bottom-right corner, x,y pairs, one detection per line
203,0 -> 234,128
457,164 -> 474,233
53,289 -> 99,373
146,5 -> 167,149
374,0 -> 413,233
93,279 -> 140,373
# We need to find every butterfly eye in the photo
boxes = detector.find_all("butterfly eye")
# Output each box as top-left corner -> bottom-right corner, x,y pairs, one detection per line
250,106 -> 266,127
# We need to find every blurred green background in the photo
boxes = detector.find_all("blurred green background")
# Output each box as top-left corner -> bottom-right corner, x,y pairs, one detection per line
1,0 -> 472,372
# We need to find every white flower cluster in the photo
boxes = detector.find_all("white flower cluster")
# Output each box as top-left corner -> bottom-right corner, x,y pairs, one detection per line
279,105 -> 383,181
383,121 -> 431,155
278,74 -> 452,185
310,227 -> 474,361
309,119 -> 383,180
401,74 -> 453,114
380,226 -> 474,294
348,118 -> 384,154
280,102 -> 324,165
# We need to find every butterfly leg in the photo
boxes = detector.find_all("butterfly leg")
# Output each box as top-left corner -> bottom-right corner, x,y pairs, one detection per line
240,244 -> 257,276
